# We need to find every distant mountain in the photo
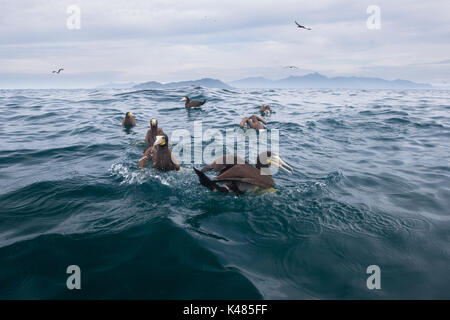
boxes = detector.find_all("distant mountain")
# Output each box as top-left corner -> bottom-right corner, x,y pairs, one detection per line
229,72 -> 432,89
133,78 -> 231,89
98,74 -> 432,90
96,82 -> 137,89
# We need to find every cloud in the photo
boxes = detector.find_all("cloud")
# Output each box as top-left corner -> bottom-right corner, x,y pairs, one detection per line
0,0 -> 449,88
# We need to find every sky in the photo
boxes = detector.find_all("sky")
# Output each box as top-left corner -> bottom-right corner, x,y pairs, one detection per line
0,0 -> 449,88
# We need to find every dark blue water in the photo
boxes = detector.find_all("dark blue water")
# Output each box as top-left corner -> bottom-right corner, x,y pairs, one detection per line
0,88 -> 449,299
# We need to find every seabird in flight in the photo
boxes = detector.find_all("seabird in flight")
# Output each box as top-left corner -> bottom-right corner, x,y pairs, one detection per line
295,21 -> 311,30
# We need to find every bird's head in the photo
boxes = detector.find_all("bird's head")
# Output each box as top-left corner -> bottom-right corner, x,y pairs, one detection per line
150,118 -> 158,127
180,97 -> 189,102
153,134 -> 168,147
256,151 -> 293,174
125,112 -> 134,118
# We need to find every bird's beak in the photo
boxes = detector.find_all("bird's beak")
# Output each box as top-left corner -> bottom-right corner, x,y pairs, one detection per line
151,119 -> 157,127
268,155 -> 293,174
180,97 -> 187,101
129,113 -> 134,117
153,135 -> 166,146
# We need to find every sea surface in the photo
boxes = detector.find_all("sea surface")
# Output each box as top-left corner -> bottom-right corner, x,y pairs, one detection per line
0,88 -> 449,299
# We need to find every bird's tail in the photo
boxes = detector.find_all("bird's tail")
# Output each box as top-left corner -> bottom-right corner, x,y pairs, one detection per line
193,167 -> 228,193
201,100 -> 206,105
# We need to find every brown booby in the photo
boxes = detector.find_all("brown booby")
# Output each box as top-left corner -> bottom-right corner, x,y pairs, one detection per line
180,96 -> 206,108
139,134 -> 180,171
193,152 -> 293,194
122,112 -> 136,127
240,114 -> 267,130
144,118 -> 164,148
260,105 -> 272,116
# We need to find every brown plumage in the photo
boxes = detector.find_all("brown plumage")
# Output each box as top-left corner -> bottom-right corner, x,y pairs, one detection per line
181,96 -> 206,108
240,115 -> 267,130
139,134 -> 180,171
122,112 -> 136,127
260,105 -> 272,115
201,155 -> 248,174
194,151 -> 292,194
144,118 -> 164,152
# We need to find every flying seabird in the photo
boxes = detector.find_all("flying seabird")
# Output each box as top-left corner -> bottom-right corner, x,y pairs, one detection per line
52,68 -> 64,74
295,21 -> 311,30
240,114 -> 267,130
193,152 -> 293,194
284,65 -> 298,69
180,96 -> 206,108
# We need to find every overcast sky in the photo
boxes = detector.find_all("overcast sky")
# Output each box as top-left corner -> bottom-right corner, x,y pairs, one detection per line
1,0 -> 449,88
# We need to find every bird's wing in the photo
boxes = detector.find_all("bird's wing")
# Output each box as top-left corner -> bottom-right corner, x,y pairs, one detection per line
255,115 -> 267,124
215,164 -> 274,189
188,100 -> 205,108
295,21 -> 301,27
239,117 -> 249,128
202,155 -> 247,173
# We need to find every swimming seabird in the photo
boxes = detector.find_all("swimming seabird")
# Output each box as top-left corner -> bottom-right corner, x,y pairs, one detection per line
139,134 -> 180,171
122,112 -> 136,127
260,105 -> 272,116
295,21 -> 311,30
240,115 -> 267,130
193,152 -> 293,194
180,96 -> 206,108
145,118 -> 164,148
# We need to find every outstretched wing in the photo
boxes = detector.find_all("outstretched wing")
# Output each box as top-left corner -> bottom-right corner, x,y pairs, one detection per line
240,117 -> 249,128
295,21 -> 301,27
255,115 -> 267,124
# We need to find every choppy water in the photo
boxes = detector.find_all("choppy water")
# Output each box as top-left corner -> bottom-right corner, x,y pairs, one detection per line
0,87 -> 449,299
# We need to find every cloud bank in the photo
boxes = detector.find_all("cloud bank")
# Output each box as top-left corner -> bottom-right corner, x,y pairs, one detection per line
0,0 -> 449,88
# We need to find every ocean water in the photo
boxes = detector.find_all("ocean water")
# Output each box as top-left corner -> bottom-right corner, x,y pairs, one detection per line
0,87 -> 449,299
